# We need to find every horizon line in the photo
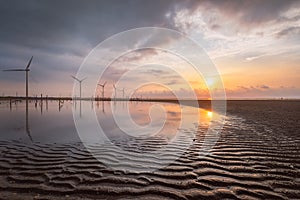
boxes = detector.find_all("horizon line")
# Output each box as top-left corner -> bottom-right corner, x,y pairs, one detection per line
0,96 -> 299,101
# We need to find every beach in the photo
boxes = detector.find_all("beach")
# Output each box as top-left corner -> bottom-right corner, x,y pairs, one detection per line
0,100 -> 299,199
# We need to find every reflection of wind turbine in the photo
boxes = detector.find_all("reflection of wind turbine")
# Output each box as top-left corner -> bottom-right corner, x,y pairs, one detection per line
101,101 -> 105,113
71,75 -> 87,99
3,56 -> 33,99
98,81 -> 107,99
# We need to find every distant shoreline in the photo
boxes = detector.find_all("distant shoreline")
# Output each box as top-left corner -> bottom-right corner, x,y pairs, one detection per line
0,96 -> 299,101
1,96 -> 299,112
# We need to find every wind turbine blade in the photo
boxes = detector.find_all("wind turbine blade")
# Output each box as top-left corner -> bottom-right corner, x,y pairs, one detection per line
81,77 -> 87,82
113,84 -> 116,89
103,81 -> 107,86
26,56 -> 33,70
3,69 -> 26,72
71,75 -> 80,82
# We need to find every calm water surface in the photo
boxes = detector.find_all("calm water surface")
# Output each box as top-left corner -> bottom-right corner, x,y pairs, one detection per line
0,100 -> 213,144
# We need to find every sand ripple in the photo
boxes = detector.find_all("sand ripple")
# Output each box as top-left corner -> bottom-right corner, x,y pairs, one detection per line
0,113 -> 299,199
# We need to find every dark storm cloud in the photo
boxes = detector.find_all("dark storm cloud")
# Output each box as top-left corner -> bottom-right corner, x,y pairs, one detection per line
0,0 -> 177,57
1,0 -> 297,70
0,0 -> 179,85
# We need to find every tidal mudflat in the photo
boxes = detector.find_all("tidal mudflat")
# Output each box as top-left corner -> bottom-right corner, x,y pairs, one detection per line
0,100 -> 299,199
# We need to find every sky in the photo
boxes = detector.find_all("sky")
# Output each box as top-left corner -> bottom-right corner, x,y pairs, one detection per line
0,0 -> 299,99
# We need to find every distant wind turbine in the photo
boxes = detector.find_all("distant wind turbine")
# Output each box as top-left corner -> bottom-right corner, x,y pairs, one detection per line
3,56 -> 33,99
98,81 -> 107,99
113,84 -> 117,100
121,88 -> 125,99
71,75 -> 87,99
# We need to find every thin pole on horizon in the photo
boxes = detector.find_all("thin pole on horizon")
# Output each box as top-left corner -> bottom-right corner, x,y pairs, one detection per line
71,75 -> 87,100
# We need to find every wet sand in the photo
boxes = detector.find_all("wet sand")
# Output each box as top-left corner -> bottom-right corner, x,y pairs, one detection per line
0,100 -> 299,199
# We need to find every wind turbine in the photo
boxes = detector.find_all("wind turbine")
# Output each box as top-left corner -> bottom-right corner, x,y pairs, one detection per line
121,88 -> 125,99
113,84 -> 126,100
71,75 -> 87,100
2,56 -> 33,141
98,81 -> 107,99
3,56 -> 33,99
113,84 -> 117,100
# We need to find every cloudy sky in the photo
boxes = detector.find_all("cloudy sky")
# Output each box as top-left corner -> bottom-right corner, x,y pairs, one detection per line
0,0 -> 299,99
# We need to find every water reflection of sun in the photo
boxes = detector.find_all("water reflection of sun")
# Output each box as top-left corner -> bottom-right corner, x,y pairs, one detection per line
207,111 -> 213,118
